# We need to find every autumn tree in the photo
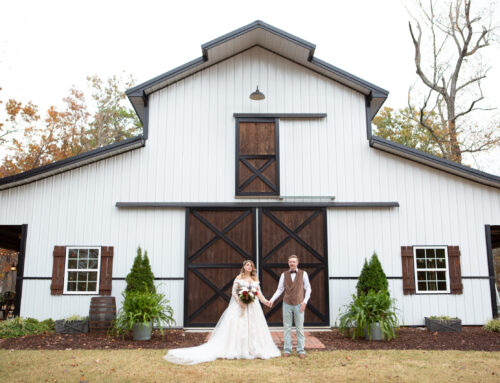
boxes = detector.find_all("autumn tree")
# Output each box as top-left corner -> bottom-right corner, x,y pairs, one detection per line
0,74 -> 141,178
404,0 -> 499,164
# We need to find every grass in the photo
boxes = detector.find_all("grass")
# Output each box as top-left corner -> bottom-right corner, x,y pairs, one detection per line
0,349 -> 499,383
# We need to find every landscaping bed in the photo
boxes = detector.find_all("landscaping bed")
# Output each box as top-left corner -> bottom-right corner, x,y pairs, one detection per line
1,327 -> 499,351
312,326 -> 500,351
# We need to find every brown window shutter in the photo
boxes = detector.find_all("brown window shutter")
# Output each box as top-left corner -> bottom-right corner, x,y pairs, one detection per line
51,246 -> 66,295
447,246 -> 463,294
401,246 -> 415,295
99,246 -> 114,295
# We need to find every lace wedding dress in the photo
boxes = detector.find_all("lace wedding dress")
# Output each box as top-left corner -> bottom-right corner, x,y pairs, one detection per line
164,278 -> 281,365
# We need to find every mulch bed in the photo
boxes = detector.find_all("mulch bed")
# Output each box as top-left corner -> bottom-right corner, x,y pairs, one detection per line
1,327 -> 499,351
312,327 -> 500,351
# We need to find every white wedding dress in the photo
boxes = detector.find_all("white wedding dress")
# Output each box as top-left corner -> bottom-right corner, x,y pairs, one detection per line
164,278 -> 281,365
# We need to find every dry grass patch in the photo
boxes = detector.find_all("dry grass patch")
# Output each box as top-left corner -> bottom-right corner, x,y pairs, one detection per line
0,349 -> 499,383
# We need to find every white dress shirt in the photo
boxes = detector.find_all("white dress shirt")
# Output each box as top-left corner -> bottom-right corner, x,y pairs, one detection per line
270,269 -> 312,304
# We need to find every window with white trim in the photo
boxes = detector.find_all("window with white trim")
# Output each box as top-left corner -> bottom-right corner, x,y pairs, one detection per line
64,247 -> 101,294
414,246 -> 450,293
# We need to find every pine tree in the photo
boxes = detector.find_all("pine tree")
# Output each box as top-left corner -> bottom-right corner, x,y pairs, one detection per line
356,258 -> 373,296
369,253 -> 388,293
356,253 -> 388,295
141,250 -> 156,293
125,247 -> 144,293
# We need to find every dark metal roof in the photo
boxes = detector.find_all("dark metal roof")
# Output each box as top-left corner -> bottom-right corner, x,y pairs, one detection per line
0,135 -> 145,191
126,20 -> 389,124
369,136 -> 500,189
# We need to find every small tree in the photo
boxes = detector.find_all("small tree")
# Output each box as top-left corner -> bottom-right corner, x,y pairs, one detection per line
125,246 -> 156,293
141,251 -> 156,294
356,253 -> 389,296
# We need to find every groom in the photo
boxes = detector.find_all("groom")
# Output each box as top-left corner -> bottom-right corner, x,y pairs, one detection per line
268,255 -> 311,359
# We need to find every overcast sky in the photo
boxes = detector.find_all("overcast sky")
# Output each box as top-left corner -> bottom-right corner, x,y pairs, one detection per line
1,0 -> 499,174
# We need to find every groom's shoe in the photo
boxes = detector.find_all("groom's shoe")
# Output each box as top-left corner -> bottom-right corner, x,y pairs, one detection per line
283,353 -> 291,357
298,353 -> 306,359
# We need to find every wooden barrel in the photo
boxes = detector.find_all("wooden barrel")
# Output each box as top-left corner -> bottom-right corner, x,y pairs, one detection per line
89,296 -> 116,332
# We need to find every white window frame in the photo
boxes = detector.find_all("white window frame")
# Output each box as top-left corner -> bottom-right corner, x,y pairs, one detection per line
413,246 -> 450,294
63,246 -> 101,295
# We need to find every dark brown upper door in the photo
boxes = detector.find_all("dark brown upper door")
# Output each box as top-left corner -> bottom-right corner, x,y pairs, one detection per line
236,119 -> 279,196
259,208 -> 329,326
184,208 -> 256,327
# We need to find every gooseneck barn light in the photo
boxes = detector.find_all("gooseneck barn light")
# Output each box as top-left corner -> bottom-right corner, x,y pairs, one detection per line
249,86 -> 265,100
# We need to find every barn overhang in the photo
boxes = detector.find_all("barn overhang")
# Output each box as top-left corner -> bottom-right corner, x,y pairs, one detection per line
126,20 -> 389,125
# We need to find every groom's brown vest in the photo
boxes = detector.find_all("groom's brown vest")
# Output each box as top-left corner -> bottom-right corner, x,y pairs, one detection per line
283,269 -> 305,305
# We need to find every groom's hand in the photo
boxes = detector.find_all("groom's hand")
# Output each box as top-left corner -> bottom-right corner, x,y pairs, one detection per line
268,300 -> 273,308
299,302 -> 306,312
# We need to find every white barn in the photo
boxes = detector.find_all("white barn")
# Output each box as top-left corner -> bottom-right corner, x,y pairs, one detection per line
1,21 -> 499,327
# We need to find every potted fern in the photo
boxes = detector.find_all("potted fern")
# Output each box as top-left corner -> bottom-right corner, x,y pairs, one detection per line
113,288 -> 175,340
338,252 -> 399,340
338,290 -> 398,340
112,246 -> 175,340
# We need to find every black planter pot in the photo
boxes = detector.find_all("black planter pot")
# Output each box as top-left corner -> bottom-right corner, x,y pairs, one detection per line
425,317 -> 462,332
55,319 -> 89,334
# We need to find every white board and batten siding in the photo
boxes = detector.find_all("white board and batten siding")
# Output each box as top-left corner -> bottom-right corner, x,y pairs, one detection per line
1,46 -> 499,325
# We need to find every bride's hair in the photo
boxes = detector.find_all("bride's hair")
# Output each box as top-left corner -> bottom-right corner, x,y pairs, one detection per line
239,260 -> 258,281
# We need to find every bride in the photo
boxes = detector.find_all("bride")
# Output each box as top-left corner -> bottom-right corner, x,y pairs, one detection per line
164,260 -> 281,364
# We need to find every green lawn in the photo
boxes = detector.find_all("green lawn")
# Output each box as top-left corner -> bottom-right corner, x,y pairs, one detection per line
1,349 -> 499,382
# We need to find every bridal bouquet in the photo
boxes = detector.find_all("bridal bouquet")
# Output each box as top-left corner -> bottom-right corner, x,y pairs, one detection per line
238,286 -> 258,304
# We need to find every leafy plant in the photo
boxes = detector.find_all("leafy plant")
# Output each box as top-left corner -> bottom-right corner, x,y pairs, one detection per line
356,253 -> 388,296
338,290 -> 399,340
125,246 -> 156,294
112,288 -> 175,338
62,315 -> 88,323
0,317 -> 54,338
483,318 -> 500,333
429,315 -> 459,321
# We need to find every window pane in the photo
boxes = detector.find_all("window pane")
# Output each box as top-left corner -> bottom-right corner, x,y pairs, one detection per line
436,258 -> 446,268
436,248 -> 445,258
68,260 -> 78,269
79,249 -> 89,258
67,282 -> 77,291
436,271 -> 446,280
427,271 -> 437,281
425,248 -> 436,259
87,282 -> 97,292
426,259 -> 436,268
69,249 -> 78,259
88,272 -> 98,282
78,260 -> 89,269
416,249 -> 425,259
418,282 -> 427,291
427,281 -> 437,290
416,259 -> 425,269
77,281 -> 87,291
89,249 -> 99,259
89,259 -> 98,269
417,271 -> 426,281
68,272 -> 78,282
437,281 -> 447,291
78,272 -> 89,281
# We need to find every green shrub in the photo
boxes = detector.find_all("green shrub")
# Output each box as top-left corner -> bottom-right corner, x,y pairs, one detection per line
483,318 -> 500,333
125,246 -> 156,293
356,252 -> 388,295
337,290 -> 399,340
112,288 -> 175,338
0,317 -> 54,338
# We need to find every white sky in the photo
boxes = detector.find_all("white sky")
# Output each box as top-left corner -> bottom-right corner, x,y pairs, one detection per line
1,0 -> 499,174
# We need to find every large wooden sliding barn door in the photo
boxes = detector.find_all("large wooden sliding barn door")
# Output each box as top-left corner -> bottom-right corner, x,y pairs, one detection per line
184,208 -> 256,327
259,208 -> 329,326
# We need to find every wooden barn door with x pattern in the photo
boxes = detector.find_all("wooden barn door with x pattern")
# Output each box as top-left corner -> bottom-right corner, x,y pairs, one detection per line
235,119 -> 279,196
184,208 -> 256,327
259,208 -> 329,326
